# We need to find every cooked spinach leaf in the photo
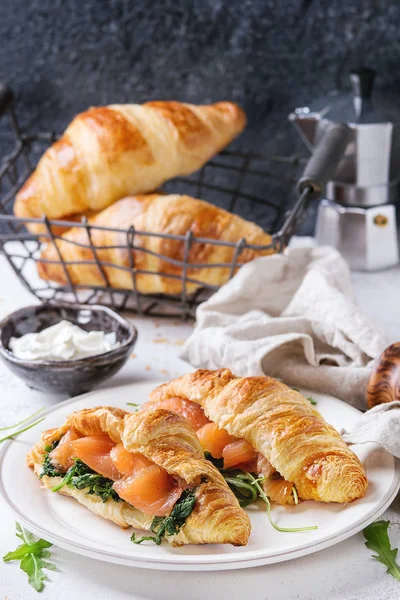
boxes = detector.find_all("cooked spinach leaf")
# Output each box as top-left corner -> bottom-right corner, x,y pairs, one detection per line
131,489 -> 196,545
39,440 -> 63,479
204,451 -> 224,470
51,459 -> 121,503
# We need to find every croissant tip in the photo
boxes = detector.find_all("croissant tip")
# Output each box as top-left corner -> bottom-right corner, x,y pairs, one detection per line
302,455 -> 368,503
225,515 -> 251,547
213,101 -> 247,128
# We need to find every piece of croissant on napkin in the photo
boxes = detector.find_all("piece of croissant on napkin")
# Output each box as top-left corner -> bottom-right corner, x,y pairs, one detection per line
180,245 -> 400,457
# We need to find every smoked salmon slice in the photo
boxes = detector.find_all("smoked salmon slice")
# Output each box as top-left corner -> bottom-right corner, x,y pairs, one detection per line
71,434 -> 122,481
256,454 -> 276,479
110,444 -> 153,474
263,476 -> 296,505
142,397 -> 210,431
196,422 -> 236,458
49,427 -> 81,470
222,439 -> 257,469
113,465 -> 183,516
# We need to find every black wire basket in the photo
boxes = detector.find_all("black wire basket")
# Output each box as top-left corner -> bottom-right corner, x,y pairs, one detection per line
0,85 -> 310,318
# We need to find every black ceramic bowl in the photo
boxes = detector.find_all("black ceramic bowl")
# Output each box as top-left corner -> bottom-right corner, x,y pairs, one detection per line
0,303 -> 138,396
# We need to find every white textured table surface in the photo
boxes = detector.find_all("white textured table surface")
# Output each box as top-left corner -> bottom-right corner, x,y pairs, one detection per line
1,253 -> 400,600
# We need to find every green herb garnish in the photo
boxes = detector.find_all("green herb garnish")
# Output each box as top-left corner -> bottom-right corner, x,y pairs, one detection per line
246,472 -> 317,533
205,452 -> 257,506
221,470 -> 259,508
363,520 -> 400,581
126,402 -> 140,412
131,489 -> 197,545
203,453 -> 316,532
0,416 -> 45,444
292,484 -> 299,505
0,407 -> 45,431
50,459 -> 121,502
3,523 -> 56,592
290,387 -> 317,405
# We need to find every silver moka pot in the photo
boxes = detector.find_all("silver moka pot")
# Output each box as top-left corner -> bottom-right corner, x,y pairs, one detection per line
289,68 -> 399,270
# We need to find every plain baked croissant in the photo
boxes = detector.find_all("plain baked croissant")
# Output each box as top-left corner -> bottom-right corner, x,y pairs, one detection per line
149,369 -> 368,504
27,406 -> 250,546
14,101 -> 246,234
37,194 -> 273,295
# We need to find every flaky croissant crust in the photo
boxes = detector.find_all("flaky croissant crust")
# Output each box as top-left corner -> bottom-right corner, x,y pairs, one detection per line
27,406 -> 250,546
37,194 -> 273,295
14,100 -> 246,234
150,369 -> 368,503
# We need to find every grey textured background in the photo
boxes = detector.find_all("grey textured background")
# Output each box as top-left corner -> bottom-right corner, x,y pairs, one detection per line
1,0 -> 400,232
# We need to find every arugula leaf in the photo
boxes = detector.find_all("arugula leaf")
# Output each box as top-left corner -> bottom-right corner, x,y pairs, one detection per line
16,521 -> 35,543
363,520 -> 400,581
51,459 -> 121,502
21,553 -> 56,592
3,523 -> 56,592
131,489 -> 197,545
3,538 -> 52,561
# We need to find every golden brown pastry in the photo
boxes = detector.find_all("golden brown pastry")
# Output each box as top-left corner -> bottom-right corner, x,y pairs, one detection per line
27,406 -> 250,546
149,369 -> 368,504
37,194 -> 273,295
14,101 -> 246,234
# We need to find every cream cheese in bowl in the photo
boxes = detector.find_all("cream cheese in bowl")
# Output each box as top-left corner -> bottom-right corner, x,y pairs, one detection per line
0,304 -> 137,395
9,320 -> 120,362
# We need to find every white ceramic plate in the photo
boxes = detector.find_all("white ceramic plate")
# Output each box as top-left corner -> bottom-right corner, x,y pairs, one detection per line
0,382 -> 399,571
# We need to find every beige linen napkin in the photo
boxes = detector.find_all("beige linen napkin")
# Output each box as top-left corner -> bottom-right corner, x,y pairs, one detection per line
180,246 -> 388,410
341,402 -> 400,458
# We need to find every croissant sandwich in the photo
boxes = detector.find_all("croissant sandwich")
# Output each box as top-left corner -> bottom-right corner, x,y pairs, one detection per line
37,194 -> 273,295
14,101 -> 246,234
145,369 -> 368,505
27,406 -> 250,546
